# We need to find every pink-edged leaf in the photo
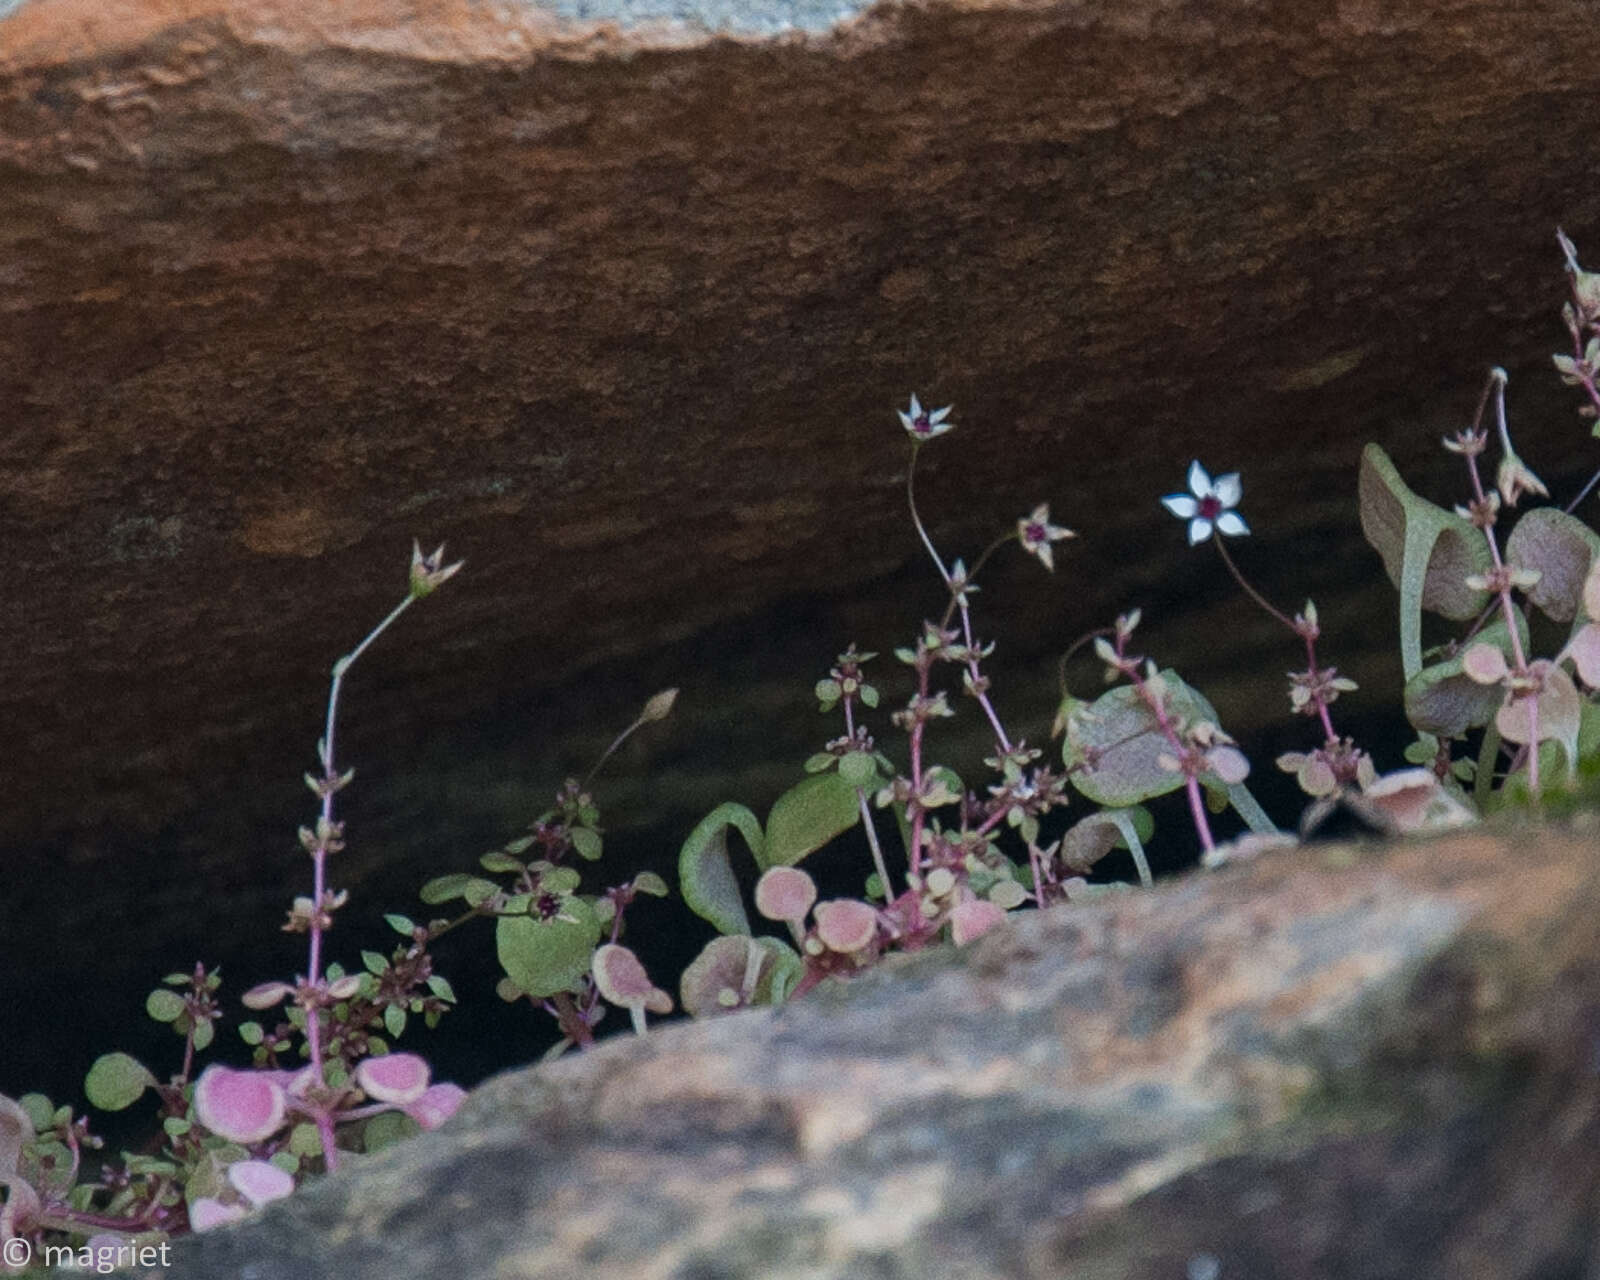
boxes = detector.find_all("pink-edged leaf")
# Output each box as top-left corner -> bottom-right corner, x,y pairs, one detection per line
592,943 -> 673,1015
1565,624 -> 1600,688
753,866 -> 817,923
948,899 -> 1007,946
0,1096 -> 34,1181
1496,663 -> 1581,765
812,899 -> 879,953
1504,506 -> 1600,622
227,1159 -> 295,1208
354,1053 -> 431,1105
403,1083 -> 467,1131
1204,745 -> 1250,785
193,1066 -> 287,1145
188,1197 -> 249,1232
1462,643 -> 1509,684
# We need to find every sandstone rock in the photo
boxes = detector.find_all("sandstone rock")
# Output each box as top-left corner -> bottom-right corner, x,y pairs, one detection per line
3,0 -> 1600,848
8,0 -> 1600,1153
123,818 -> 1600,1279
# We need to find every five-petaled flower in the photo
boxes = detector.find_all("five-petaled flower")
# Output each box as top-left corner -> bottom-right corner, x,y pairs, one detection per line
897,394 -> 954,442
1017,503 -> 1076,571
1161,461 -> 1249,545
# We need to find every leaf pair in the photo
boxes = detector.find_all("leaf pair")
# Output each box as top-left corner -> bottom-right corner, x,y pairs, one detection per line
680,769 -> 868,937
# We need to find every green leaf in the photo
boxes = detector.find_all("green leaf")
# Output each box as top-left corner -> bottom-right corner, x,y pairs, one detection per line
922,764 -> 963,807
1403,611 -> 1528,737
84,1053 -> 156,1112
570,827 -> 603,861
631,870 -> 670,897
361,950 -> 388,976
239,1021 -> 263,1046
837,751 -> 878,788
764,772 -> 861,868
18,1095 -> 53,1133
288,1122 -> 324,1157
479,851 -> 526,874
384,913 -> 415,936
384,1005 -> 406,1039
192,1020 -> 214,1052
1358,443 -> 1494,679
145,989 -> 186,1023
426,975 -> 457,1002
362,1110 -> 419,1153
494,896 -> 602,999
678,802 -> 765,936
539,865 -> 583,895
420,873 -> 499,906
1504,505 -> 1600,623
803,752 -> 836,774
1061,670 -> 1224,806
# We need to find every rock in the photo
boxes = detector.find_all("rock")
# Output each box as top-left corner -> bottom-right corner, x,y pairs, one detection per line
8,0 -> 1600,1150
123,818 -> 1600,1279
3,0 -> 1600,847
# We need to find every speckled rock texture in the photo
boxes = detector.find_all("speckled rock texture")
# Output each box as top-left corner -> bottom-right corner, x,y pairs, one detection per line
126,819 -> 1600,1279
8,0 -> 1600,1141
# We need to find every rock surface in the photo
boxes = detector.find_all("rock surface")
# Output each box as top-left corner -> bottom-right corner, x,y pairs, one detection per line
8,0 -> 1600,1141
127,818 -> 1600,1279
4,0 -> 1600,849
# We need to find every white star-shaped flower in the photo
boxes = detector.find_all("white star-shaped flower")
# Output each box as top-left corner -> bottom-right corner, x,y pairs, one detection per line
897,393 -> 954,442
1016,503 -> 1076,571
1160,461 -> 1249,545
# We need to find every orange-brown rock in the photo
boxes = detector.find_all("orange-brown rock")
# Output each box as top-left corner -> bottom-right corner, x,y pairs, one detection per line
6,0 -> 1600,1139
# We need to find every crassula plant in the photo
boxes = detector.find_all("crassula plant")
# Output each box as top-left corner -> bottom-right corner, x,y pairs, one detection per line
665,229 -> 1600,1019
1,543 -> 468,1265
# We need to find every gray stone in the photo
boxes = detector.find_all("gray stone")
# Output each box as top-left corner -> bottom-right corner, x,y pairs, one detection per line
126,818 -> 1600,1279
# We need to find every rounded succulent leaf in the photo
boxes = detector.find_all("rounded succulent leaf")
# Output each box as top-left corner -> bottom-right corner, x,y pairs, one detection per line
354,1053 -> 431,1105
84,1053 -> 157,1113
813,899 -> 879,953
753,866 -> 817,923
494,895 -> 602,999
192,1066 -> 286,1144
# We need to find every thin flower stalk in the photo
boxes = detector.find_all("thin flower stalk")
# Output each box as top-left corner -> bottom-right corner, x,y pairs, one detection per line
1164,462 -> 1349,753
1453,379 -> 1542,797
1104,631 -> 1216,853
840,680 -> 894,897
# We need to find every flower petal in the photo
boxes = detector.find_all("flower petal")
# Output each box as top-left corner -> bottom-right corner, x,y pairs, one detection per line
1187,518 -> 1213,545
1215,512 -> 1250,537
1212,472 -> 1243,506
1161,495 -> 1199,518
1186,459 -> 1211,498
